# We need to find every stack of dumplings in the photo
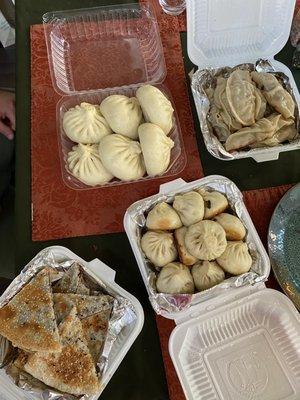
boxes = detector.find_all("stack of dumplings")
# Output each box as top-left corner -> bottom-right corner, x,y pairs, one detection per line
63,85 -> 176,186
140,188 -> 253,295
207,69 -> 298,152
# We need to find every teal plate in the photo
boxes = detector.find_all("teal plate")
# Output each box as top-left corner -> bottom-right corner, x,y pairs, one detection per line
268,183 -> 300,310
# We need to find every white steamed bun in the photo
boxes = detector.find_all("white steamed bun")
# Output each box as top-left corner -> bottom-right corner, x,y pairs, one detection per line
99,134 -> 145,181
63,102 -> 112,144
138,123 -> 174,176
136,85 -> 174,135
100,95 -> 142,139
67,143 -> 113,186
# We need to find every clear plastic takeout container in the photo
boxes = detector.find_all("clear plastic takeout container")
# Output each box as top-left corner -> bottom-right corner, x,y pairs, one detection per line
124,177 -> 300,399
42,4 -> 186,190
186,0 -> 300,163
0,246 -> 144,400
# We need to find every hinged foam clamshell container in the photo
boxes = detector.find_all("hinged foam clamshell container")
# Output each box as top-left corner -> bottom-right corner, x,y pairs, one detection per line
42,4 -> 186,190
187,0 -> 300,163
124,176 -> 300,399
0,246 -> 144,400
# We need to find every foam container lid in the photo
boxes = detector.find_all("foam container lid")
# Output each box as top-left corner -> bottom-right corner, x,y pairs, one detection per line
0,246 -> 144,400
186,0 -> 296,69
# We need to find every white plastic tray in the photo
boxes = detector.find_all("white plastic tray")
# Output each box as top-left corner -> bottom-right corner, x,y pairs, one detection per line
124,175 -> 270,321
186,0 -> 300,163
0,246 -> 144,400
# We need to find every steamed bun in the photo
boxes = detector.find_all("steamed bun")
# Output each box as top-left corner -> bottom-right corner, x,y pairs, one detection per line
67,143 -> 113,186
192,261 -> 225,291
174,227 -> 198,266
141,231 -> 177,267
136,85 -> 174,135
100,95 -> 142,139
185,220 -> 227,260
146,202 -> 182,230
99,134 -> 145,181
214,213 -> 246,240
216,241 -> 252,275
138,123 -> 174,176
156,262 -> 194,294
197,189 -> 228,219
173,191 -> 205,226
63,102 -> 112,144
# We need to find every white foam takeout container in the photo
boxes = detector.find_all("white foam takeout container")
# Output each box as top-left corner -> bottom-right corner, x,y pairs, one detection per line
124,176 -> 300,399
0,246 -> 144,400
187,0 -> 300,163
42,4 -> 186,190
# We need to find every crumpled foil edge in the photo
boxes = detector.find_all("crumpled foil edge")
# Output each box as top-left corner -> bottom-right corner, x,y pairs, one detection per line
191,59 -> 300,160
0,248 -> 137,400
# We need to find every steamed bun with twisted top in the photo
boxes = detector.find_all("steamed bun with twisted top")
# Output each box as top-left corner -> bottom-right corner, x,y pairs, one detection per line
156,262 -> 194,294
100,95 -> 142,139
185,220 -> 227,260
141,231 -> 177,268
67,144 -> 113,186
63,102 -> 112,144
136,85 -> 174,135
216,241 -> 252,275
146,202 -> 182,230
173,191 -> 205,226
197,189 -> 228,219
192,261 -> 225,291
99,134 -> 145,181
214,213 -> 246,241
138,123 -> 174,176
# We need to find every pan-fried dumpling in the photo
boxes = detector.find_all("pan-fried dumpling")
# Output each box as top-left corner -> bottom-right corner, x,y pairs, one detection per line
251,72 -> 295,119
141,231 -> 177,267
213,77 -> 243,132
138,123 -> 174,176
254,88 -> 267,120
226,69 -> 256,126
197,189 -> 228,219
68,144 -> 113,186
216,241 -> 252,275
99,134 -> 145,181
146,202 -> 182,230
174,227 -> 198,266
136,85 -> 174,135
156,262 -> 194,294
99,95 -> 142,139
63,102 -> 112,144
251,123 -> 297,148
173,191 -> 204,226
225,114 -> 282,152
214,213 -> 246,240
185,220 -> 227,260
192,261 -> 225,291
208,105 -> 231,141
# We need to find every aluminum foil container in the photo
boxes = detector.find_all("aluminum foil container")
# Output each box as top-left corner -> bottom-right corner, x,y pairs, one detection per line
0,248 -> 137,400
191,59 -> 300,162
124,176 -> 270,317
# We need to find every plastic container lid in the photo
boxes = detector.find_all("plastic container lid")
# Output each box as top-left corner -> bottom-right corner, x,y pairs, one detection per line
43,3 -> 166,95
186,0 -> 296,68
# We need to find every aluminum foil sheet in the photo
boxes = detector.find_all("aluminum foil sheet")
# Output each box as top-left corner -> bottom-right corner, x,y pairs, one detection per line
0,248 -> 136,400
191,59 -> 300,161
127,177 -> 269,315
